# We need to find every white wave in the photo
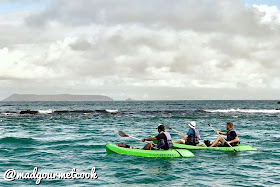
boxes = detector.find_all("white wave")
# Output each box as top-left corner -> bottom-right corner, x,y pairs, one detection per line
1,112 -> 16,116
205,109 -> 280,114
105,109 -> 119,114
38,109 -> 54,114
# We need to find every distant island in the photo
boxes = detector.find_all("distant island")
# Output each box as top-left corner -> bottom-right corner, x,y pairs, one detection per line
2,94 -> 113,101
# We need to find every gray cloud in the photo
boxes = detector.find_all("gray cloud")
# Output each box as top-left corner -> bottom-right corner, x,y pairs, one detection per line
0,0 -> 280,100
25,0 -> 280,36
69,39 -> 92,51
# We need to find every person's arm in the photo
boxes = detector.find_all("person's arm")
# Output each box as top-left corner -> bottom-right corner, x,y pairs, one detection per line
215,130 -> 227,135
227,136 -> 239,144
181,132 -> 188,140
142,137 -> 157,142
199,136 -> 201,140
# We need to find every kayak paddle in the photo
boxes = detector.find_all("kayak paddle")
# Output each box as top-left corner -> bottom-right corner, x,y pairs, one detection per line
165,124 -> 183,135
207,123 -> 238,152
118,131 -> 148,144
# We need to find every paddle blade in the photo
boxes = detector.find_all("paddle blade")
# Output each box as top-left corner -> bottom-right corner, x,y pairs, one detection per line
165,124 -> 172,130
118,131 -> 129,137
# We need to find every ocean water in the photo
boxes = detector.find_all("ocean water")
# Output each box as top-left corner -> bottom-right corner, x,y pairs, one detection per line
0,100 -> 279,186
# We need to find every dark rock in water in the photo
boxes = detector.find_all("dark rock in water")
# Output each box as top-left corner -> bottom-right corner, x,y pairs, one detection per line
2,104 -> 13,106
195,109 -> 208,113
54,110 -> 94,114
276,108 -> 280,110
277,101 -> 280,104
20,110 -> 39,114
2,94 -> 113,101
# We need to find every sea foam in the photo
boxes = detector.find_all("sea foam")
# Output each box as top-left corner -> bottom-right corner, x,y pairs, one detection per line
205,109 -> 280,114
38,110 -> 54,114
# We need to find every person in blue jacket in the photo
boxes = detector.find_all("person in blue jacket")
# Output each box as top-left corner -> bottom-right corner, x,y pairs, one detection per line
174,121 -> 201,146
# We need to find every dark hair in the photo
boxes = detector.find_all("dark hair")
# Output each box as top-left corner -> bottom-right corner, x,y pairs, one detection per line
158,125 -> 165,131
226,122 -> 234,128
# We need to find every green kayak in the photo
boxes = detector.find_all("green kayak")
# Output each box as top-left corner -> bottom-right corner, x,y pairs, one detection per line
105,144 -> 194,158
172,143 -> 257,152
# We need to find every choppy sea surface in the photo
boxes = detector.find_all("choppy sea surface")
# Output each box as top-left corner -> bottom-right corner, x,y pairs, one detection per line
0,100 -> 279,186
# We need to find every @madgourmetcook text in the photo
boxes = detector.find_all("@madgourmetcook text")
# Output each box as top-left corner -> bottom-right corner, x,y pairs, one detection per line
4,167 -> 98,185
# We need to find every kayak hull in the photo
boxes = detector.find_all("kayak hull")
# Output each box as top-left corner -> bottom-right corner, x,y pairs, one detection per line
105,144 -> 194,158
172,143 -> 257,152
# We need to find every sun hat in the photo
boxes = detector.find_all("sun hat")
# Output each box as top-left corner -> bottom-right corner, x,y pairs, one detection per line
188,121 -> 196,129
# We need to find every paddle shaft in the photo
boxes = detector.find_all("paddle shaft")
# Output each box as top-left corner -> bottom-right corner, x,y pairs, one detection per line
208,123 -> 237,152
170,128 -> 182,135
128,135 -> 142,141
119,132 -> 151,144
165,125 -> 183,136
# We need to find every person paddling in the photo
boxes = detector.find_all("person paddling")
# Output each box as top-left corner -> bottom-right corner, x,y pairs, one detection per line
173,121 -> 201,146
209,122 -> 239,147
141,124 -> 173,150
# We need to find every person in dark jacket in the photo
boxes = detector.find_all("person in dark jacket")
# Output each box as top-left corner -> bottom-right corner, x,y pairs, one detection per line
141,124 -> 173,150
209,122 -> 239,147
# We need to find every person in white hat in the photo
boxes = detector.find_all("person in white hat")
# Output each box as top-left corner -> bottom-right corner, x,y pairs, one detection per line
173,121 -> 201,146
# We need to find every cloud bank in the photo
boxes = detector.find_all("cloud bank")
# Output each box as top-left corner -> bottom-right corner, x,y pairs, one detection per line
0,0 -> 280,100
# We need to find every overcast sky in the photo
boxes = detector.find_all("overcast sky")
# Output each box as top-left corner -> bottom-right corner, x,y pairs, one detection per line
0,0 -> 280,100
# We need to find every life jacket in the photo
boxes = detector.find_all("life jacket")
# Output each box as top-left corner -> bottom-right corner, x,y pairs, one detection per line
186,129 -> 200,146
226,129 -> 238,146
157,132 -> 173,149
226,129 -> 237,141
